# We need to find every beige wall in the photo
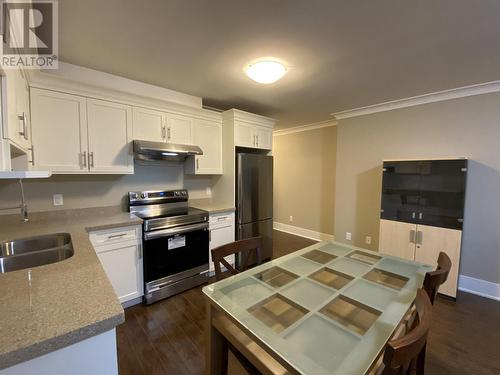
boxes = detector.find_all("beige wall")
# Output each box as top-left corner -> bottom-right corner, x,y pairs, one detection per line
0,163 -> 213,214
334,92 -> 500,284
273,126 -> 337,235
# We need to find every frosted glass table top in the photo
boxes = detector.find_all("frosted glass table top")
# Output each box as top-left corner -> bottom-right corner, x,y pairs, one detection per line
203,240 -> 432,375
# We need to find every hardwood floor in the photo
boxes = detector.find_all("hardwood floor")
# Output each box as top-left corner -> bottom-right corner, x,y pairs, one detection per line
116,231 -> 500,375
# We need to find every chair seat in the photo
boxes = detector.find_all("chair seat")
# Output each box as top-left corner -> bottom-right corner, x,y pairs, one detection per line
212,314 -> 291,375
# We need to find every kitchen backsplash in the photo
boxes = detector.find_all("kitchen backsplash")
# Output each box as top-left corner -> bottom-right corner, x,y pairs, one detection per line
0,162 -> 214,214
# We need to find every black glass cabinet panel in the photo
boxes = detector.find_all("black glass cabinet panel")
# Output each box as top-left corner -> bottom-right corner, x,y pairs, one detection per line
381,161 -> 421,223
418,160 -> 467,229
381,159 -> 467,230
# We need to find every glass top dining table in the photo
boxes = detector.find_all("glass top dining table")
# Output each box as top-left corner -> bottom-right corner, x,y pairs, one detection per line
203,240 -> 433,375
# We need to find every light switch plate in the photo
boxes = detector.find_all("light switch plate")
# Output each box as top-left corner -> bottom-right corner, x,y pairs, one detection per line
53,194 -> 64,206
205,187 -> 212,196
365,236 -> 372,245
346,232 -> 352,241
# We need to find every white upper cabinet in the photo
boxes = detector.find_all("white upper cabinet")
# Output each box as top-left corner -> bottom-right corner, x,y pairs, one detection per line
87,99 -> 133,174
30,88 -> 88,172
166,113 -> 193,144
227,109 -> 275,151
186,119 -> 222,175
234,121 -> 254,148
235,121 -> 273,150
132,107 -> 166,142
30,88 -> 133,174
3,68 -> 31,151
253,125 -> 273,150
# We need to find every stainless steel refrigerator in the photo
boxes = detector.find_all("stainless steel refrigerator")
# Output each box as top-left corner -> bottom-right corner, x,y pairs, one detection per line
236,153 -> 273,268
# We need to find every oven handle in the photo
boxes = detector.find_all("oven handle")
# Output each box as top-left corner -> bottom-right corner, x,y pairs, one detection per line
144,222 -> 209,240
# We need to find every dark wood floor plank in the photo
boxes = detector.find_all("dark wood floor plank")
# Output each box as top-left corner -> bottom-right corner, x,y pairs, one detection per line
116,230 -> 500,375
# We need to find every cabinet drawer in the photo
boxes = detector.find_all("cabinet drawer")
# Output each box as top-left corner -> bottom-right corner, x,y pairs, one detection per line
209,212 -> 235,226
89,226 -> 139,247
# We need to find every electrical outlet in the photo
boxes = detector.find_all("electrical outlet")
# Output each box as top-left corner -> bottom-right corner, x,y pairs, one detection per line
289,215 -> 293,222
205,187 -> 212,196
346,232 -> 352,241
53,194 -> 64,206
365,236 -> 372,245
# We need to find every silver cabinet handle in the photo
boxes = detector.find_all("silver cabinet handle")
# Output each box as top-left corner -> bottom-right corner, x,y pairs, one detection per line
89,152 -> 94,168
138,243 -> 142,259
409,229 -> 416,243
418,212 -> 423,220
82,151 -> 87,168
256,135 -> 259,147
209,229 -> 212,242
196,158 -> 199,170
18,113 -> 27,139
167,127 -> 171,141
28,145 -> 35,165
108,233 -> 126,239
161,126 -> 166,139
416,231 -> 423,245
412,212 -> 416,219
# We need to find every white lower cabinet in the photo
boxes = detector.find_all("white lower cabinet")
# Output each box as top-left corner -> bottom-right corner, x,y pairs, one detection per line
89,226 -> 143,305
379,219 -> 461,298
208,211 -> 235,274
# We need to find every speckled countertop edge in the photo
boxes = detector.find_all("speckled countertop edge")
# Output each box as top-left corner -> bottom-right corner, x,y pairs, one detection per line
0,207 -> 142,370
189,198 -> 235,214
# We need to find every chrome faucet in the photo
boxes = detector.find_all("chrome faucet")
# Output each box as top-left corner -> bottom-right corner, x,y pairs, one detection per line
0,179 -> 29,222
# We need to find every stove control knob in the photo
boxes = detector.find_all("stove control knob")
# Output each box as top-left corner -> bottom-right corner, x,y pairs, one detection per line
130,193 -> 138,200
140,193 -> 147,199
174,191 -> 180,197
181,191 -> 187,196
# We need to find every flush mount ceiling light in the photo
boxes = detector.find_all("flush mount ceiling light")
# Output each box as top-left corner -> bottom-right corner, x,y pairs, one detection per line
245,60 -> 287,84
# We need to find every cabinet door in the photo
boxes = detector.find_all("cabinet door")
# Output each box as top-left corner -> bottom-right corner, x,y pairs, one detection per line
234,121 -> 255,148
414,224 -> 462,298
378,219 -> 417,260
166,113 -> 192,144
190,119 -> 222,174
254,125 -> 273,150
132,107 -> 166,142
87,99 -> 133,174
97,243 -> 143,303
30,88 -> 88,172
209,224 -> 235,272
3,68 -> 30,150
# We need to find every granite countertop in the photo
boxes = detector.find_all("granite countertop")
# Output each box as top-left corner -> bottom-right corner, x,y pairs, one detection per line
0,206 -> 143,370
189,198 -> 235,214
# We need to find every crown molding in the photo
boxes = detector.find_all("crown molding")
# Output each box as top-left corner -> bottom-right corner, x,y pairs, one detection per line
273,119 -> 337,137
332,80 -> 500,120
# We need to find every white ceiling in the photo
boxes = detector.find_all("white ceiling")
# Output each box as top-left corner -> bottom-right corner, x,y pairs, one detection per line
59,0 -> 500,129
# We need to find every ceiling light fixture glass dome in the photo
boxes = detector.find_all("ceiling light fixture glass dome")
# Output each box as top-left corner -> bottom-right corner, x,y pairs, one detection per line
245,60 -> 287,84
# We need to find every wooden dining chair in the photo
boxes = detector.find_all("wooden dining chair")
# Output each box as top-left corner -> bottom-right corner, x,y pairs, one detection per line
211,236 -> 263,281
210,237 -> 270,374
375,288 -> 433,375
423,251 -> 452,304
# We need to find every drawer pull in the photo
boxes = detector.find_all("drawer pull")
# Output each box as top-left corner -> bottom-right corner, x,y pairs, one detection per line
107,233 -> 127,240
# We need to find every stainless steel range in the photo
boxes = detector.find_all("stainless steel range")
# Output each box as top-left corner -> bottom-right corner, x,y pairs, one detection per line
128,189 -> 209,304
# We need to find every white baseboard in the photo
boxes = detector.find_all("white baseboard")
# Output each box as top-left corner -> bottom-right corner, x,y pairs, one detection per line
273,222 -> 334,242
458,275 -> 500,301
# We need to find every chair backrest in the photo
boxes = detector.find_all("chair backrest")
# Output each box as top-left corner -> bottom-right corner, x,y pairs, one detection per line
423,251 -> 452,304
211,237 -> 263,281
380,289 -> 433,375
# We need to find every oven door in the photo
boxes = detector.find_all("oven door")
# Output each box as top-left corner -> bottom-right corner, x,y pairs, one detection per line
143,222 -> 209,285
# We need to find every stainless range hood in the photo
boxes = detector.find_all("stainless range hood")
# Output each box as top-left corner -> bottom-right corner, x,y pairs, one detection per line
133,140 -> 203,162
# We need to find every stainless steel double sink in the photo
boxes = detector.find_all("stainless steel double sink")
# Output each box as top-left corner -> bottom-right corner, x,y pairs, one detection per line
0,233 -> 74,273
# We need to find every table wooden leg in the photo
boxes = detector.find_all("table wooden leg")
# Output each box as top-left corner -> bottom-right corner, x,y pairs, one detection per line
206,302 -> 228,375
